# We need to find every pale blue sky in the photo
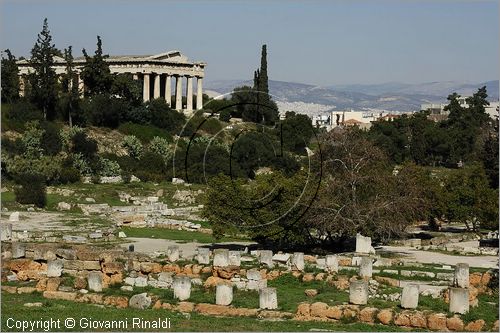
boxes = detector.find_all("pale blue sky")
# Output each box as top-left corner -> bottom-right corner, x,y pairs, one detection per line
1,0 -> 498,85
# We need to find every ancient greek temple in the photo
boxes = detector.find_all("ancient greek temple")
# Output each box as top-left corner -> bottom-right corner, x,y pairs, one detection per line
16,50 -> 206,112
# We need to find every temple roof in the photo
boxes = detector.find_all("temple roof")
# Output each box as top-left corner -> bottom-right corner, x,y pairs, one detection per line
18,50 -> 205,65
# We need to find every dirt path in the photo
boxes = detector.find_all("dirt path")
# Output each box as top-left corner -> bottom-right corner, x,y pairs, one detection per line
120,237 -> 257,258
380,245 -> 498,269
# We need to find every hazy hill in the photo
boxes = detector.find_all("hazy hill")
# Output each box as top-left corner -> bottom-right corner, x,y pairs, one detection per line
205,79 -> 499,112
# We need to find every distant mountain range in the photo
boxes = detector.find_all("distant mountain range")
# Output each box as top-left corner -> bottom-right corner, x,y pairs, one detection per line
205,79 -> 499,112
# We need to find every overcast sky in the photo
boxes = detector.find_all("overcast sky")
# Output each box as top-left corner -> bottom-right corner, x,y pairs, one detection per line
1,0 -> 498,86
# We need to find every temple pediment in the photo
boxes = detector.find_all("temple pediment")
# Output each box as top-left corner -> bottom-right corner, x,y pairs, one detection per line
148,50 -> 188,63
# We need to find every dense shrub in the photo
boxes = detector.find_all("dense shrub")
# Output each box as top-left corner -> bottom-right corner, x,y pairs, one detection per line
134,152 -> 170,182
117,122 -> 172,143
98,157 -> 121,177
3,100 -> 43,131
5,155 -> 63,184
21,121 -> 44,158
40,121 -> 62,156
72,132 -> 98,159
14,173 -> 47,207
82,94 -> 128,128
201,117 -> 223,135
59,167 -> 81,184
147,98 -> 186,133
1,137 -> 24,156
148,136 -> 172,160
122,135 -> 143,159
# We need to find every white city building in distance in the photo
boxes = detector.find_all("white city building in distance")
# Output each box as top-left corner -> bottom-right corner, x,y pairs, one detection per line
17,50 -> 206,113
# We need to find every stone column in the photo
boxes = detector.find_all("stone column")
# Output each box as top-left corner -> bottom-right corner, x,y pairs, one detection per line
453,263 -> 469,288
143,73 -> 150,102
164,74 -> 171,106
213,249 -> 229,267
228,250 -> 241,266
216,283 -> 233,306
349,280 -> 368,305
359,257 -> 373,279
401,284 -> 419,309
196,247 -> 210,265
259,250 -> 274,268
186,76 -> 193,111
259,287 -> 278,309
153,74 -> 160,99
173,276 -> 191,301
449,287 -> 469,314
291,252 -> 304,271
326,255 -> 339,273
175,75 -> 183,110
196,77 -> 203,110
78,74 -> 84,98
19,75 -> 25,97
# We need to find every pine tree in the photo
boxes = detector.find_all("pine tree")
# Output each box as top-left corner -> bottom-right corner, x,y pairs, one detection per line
81,36 -> 114,96
1,49 -> 20,103
28,18 -> 59,120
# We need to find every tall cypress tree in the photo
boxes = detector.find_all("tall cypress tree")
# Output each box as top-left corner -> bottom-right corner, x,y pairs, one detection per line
1,49 -> 20,103
60,46 -> 80,126
258,44 -> 269,94
28,18 -> 59,120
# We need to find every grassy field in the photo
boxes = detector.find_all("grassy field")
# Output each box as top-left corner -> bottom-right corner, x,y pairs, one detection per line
1,181 -> 207,212
1,292 -> 405,332
120,227 -> 248,244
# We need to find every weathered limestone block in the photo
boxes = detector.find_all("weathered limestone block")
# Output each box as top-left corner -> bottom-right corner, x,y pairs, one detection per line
453,263 -> 469,288
259,287 -> 277,309
359,257 -> 372,279
349,280 -> 368,305
11,243 -> 26,259
228,251 -> 241,266
377,309 -> 393,325
129,293 -> 151,309
215,283 -> 233,306
259,250 -> 274,268
167,245 -> 180,262
355,233 -> 372,254
401,284 -> 419,309
325,255 -> 339,273
291,252 -> 304,271
449,287 -> 469,314
47,260 -> 64,277
173,276 -> 191,301
196,247 -> 210,265
213,249 -> 229,267
87,272 -> 103,292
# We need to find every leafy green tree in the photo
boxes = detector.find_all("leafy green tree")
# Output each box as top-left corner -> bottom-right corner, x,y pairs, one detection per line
443,163 -> 498,231
202,171 -> 317,248
445,88 -> 490,164
281,111 -> 314,154
147,98 -> 185,133
112,74 -> 142,106
481,119 -> 499,188
81,36 -> 114,97
28,18 -> 59,120
1,49 -> 20,103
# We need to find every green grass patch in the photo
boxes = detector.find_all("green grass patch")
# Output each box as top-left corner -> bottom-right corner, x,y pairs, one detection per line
120,227 -> 247,244
461,294 -> 499,324
117,123 -> 173,143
